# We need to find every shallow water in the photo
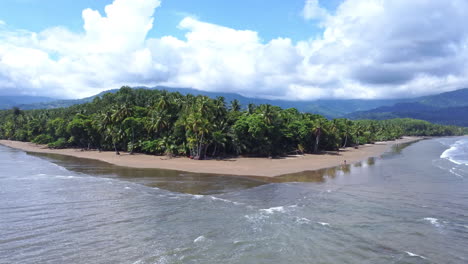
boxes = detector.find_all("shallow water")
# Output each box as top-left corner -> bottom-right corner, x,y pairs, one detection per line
0,137 -> 467,263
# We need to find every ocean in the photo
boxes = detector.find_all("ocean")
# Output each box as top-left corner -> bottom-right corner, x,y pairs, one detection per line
0,137 -> 467,263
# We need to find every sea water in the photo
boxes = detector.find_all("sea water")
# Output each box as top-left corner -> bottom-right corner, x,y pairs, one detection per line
0,137 -> 467,264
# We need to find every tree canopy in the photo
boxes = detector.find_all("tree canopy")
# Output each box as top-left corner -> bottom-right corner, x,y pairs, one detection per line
0,87 -> 466,159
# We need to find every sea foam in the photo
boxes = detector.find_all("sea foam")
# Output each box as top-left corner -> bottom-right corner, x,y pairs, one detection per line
194,236 -> 206,243
440,139 -> 468,165
260,206 -> 285,214
317,222 -> 330,227
423,217 -> 441,227
405,251 -> 427,259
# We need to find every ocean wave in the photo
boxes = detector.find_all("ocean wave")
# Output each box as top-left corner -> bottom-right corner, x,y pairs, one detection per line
295,217 -> 311,224
449,167 -> 465,178
193,235 -> 207,243
259,204 -> 297,214
405,251 -> 427,259
260,206 -> 285,214
423,217 -> 441,227
209,196 -> 243,205
317,222 -> 331,227
55,175 -> 79,179
440,139 -> 468,165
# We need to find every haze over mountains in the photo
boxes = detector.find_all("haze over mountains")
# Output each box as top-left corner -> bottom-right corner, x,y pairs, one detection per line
1,87 -> 467,126
0,96 -> 57,110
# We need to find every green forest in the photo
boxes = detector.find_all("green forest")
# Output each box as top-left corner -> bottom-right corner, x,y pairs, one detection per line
0,87 -> 466,159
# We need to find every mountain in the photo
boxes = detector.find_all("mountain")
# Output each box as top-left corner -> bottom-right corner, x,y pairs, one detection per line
5,87 -> 468,125
347,88 -> 468,126
0,95 -> 57,110
417,88 -> 468,108
146,87 -> 409,118
11,86 -> 406,118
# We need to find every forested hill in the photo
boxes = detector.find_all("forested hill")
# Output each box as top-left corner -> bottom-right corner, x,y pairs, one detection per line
417,88 -> 468,107
0,87 -> 465,159
347,88 -> 468,126
8,86 -> 407,118
8,87 -> 468,120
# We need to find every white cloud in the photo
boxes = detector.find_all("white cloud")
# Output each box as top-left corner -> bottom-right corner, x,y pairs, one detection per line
1,0 -> 468,100
0,0 -> 163,98
302,0 -> 329,21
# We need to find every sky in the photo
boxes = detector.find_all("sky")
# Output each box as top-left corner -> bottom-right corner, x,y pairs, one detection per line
0,0 -> 467,100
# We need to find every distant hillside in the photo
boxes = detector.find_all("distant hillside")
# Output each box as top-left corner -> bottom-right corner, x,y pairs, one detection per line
347,88 -> 468,126
0,95 -> 57,109
7,87 -> 468,124
418,88 -> 468,108
12,86 -> 406,118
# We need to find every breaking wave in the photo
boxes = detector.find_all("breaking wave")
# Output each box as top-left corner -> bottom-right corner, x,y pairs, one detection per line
441,138 -> 468,165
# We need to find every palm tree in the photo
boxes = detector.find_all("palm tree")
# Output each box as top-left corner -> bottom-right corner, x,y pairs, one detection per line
312,118 -> 326,153
259,104 -> 274,125
342,119 -> 353,148
185,112 -> 211,159
213,96 -> 227,121
11,107 -> 22,136
230,99 -> 241,112
353,124 -> 364,147
100,110 -> 121,155
247,103 -> 256,114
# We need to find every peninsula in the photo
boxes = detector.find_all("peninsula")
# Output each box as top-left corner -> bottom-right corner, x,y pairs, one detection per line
0,137 -> 420,177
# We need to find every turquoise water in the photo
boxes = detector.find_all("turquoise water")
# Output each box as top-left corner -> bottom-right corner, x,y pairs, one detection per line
0,137 -> 467,263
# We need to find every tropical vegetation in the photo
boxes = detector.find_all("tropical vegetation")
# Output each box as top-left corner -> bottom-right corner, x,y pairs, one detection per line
0,87 -> 466,159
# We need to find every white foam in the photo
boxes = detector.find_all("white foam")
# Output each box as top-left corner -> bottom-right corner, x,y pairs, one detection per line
260,206 -> 285,214
449,168 -> 464,178
192,195 -> 204,199
194,236 -> 206,243
124,187 -> 131,190
405,251 -> 427,259
440,139 -> 468,165
210,196 -> 242,205
317,222 -> 331,227
296,217 -> 311,224
424,217 -> 441,227
55,175 -> 76,179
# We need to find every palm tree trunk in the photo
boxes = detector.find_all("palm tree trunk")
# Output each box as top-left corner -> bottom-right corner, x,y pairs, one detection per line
198,133 -> 204,160
314,128 -> 322,153
314,134 -> 320,153
114,142 -> 120,155
130,127 -> 135,155
212,144 -> 217,157
342,134 -> 348,148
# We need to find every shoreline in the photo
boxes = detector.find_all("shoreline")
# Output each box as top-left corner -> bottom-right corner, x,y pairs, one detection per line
0,137 -> 422,177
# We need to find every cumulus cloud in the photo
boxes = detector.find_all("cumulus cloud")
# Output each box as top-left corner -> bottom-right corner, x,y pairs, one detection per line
0,0 -> 163,98
1,0 -> 468,100
302,0 -> 329,21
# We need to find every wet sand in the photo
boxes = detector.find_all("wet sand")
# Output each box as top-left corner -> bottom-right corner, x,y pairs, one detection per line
0,137 -> 421,177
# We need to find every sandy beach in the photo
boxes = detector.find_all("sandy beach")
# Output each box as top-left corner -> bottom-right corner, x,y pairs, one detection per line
0,137 -> 421,177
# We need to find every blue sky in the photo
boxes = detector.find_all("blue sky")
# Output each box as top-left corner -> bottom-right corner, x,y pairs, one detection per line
0,0 -> 341,42
1,0 -> 467,100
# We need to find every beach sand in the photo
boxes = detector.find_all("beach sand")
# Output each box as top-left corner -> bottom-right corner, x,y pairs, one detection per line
0,137 -> 421,177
